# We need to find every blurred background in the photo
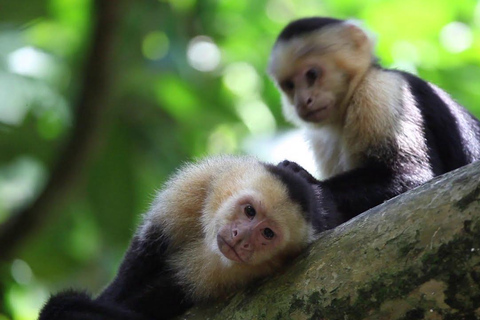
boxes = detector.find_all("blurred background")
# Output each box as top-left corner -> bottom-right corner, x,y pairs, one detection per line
0,0 -> 479,318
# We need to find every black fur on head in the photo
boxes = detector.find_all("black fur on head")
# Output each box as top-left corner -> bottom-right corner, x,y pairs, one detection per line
264,163 -> 317,223
276,17 -> 344,42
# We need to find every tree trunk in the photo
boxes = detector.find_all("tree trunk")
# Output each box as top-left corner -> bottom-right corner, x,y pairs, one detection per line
182,161 -> 480,320
0,0 -> 121,262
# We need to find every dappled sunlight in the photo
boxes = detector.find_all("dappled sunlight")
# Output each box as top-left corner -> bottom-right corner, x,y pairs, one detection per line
0,157 -> 46,218
207,124 -> 240,155
440,22 -> 473,53
7,47 -> 56,80
11,260 -> 33,286
266,0 -> 296,23
7,282 -> 48,320
142,31 -> 170,60
0,74 -> 31,126
388,40 -> 419,72
235,99 -> 276,135
0,73 -> 70,134
187,36 -> 221,72
222,62 -> 262,97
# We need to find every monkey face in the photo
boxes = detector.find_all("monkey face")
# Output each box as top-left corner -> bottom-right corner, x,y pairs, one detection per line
216,195 -> 284,265
199,162 -> 316,270
272,52 -> 352,128
268,22 -> 373,127
278,59 -> 343,124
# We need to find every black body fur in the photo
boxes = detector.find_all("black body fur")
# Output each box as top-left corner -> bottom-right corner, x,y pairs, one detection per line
39,228 -> 192,320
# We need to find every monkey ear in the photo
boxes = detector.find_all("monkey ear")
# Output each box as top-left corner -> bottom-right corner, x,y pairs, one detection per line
342,21 -> 374,50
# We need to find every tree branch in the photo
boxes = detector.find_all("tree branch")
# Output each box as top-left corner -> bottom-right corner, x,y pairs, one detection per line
182,161 -> 480,319
0,0 -> 121,261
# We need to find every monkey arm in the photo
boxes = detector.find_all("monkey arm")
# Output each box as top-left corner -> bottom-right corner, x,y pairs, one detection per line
278,158 -> 420,225
274,160 -> 340,231
39,228 -> 192,320
38,290 -> 148,320
319,160 -> 412,223
97,229 -> 192,318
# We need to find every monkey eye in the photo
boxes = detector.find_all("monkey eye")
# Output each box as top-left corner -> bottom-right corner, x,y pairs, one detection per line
262,228 -> 275,239
244,205 -> 256,219
305,68 -> 320,85
281,80 -> 294,92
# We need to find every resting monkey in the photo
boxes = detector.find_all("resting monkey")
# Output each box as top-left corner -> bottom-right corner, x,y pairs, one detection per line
268,17 -> 480,222
39,156 -> 337,320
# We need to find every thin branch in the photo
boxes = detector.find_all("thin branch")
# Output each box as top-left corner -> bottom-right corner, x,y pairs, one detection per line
0,0 -> 121,261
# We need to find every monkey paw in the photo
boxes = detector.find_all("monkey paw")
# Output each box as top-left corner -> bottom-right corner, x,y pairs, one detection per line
277,160 -> 317,183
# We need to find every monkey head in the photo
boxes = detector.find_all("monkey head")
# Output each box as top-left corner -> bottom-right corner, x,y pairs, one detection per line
268,17 -> 375,127
202,162 -> 316,267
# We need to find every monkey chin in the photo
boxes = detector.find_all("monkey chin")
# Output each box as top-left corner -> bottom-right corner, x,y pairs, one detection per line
300,102 -> 333,123
216,235 -> 247,264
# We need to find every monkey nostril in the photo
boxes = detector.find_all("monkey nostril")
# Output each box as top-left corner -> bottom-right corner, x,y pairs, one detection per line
306,97 -> 313,106
232,230 -> 238,237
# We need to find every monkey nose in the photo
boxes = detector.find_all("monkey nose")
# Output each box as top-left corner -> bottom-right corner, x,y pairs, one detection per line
306,97 -> 314,107
231,228 -> 244,245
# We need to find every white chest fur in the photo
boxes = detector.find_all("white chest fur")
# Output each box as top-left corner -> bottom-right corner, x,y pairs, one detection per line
306,126 -> 356,179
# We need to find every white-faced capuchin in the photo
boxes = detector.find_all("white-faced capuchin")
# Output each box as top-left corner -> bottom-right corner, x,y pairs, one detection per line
268,17 -> 480,223
39,156 -> 338,320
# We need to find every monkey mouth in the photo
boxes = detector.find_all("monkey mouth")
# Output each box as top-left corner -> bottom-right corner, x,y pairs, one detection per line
217,235 -> 245,263
302,104 -> 330,122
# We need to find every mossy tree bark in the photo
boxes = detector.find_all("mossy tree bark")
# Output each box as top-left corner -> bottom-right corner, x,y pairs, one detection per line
182,161 -> 480,320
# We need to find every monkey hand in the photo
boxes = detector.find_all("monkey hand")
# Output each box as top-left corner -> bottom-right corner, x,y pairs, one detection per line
277,160 -> 318,184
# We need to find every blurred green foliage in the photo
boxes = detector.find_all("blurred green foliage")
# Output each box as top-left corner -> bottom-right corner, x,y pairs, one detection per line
0,0 -> 479,319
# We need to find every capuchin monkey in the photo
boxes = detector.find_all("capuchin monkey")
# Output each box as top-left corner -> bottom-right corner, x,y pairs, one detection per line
39,156 -> 338,320
268,17 -> 480,223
